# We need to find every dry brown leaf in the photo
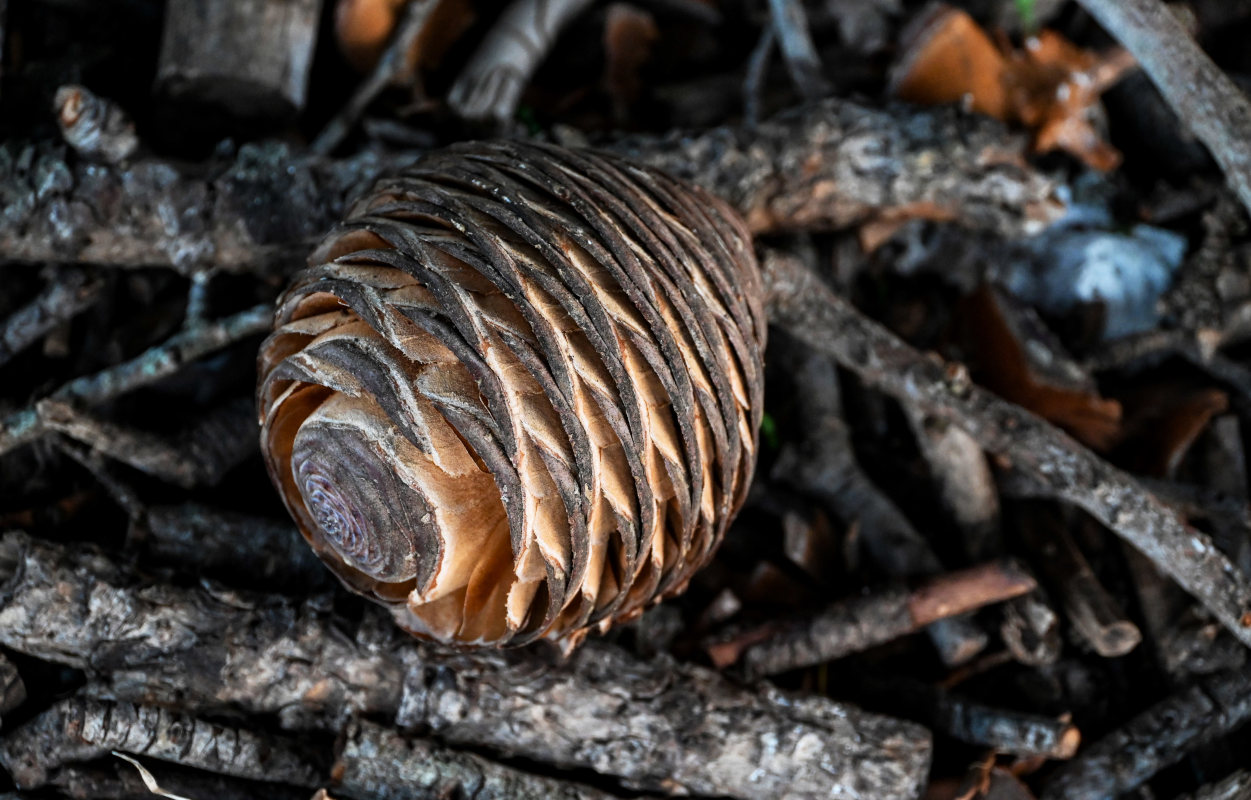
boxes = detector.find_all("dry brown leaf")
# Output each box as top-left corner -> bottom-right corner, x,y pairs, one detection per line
892,5 -> 1010,119
1115,384 -> 1229,478
602,3 -> 659,121
891,4 -> 1134,171
336,0 -> 475,75
959,285 -> 1122,451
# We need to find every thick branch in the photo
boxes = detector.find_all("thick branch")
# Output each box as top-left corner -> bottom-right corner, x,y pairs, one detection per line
0,532 -> 932,800
0,100 -> 1060,274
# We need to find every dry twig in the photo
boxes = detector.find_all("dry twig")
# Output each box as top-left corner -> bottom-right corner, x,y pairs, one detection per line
312,0 -> 439,155
709,560 -> 1036,677
0,267 -> 103,367
761,247 -> 1251,650
0,304 -> 270,458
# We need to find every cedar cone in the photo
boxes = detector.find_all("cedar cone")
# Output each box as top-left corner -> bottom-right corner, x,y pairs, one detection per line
258,141 -> 766,647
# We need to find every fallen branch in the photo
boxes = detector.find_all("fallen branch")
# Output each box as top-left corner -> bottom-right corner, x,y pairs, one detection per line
0,531 -> 932,800
0,99 -> 1062,273
1074,0 -> 1251,218
760,247 -> 1251,650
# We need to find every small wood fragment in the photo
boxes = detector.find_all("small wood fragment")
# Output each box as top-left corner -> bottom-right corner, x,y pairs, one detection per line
710,560 -> 1036,677
1016,504 -> 1141,658
447,0 -> 595,122
54,85 -> 138,163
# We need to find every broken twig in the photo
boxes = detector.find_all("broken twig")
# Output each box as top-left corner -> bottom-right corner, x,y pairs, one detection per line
709,560 -> 1036,677
0,304 -> 269,458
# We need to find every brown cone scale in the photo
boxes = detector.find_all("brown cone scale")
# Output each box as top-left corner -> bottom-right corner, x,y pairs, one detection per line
258,141 -> 766,648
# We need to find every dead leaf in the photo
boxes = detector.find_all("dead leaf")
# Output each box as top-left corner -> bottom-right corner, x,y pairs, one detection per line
336,0 -> 475,75
1115,383 -> 1229,478
892,4 -> 1010,118
602,3 -> 659,121
336,0 -> 407,73
891,4 -> 1134,171
959,285 -> 1122,450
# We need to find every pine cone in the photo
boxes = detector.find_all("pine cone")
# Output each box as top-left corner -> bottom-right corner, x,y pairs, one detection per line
258,141 -> 766,647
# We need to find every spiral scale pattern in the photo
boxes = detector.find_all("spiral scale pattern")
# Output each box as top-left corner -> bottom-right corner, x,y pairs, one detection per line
258,141 -> 765,647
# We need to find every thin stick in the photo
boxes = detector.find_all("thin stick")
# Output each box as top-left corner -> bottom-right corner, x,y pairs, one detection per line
766,0 -> 830,100
1074,0 -> 1251,218
0,267 -> 103,367
711,560 -> 1036,677
761,247 -> 1251,650
0,304 -> 270,458
312,0 -> 439,155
